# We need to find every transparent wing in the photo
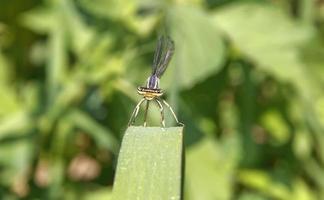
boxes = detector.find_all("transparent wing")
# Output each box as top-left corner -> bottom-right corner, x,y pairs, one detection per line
152,36 -> 175,77
152,36 -> 163,75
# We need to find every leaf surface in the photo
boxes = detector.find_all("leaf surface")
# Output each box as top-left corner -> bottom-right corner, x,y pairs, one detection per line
113,126 -> 183,200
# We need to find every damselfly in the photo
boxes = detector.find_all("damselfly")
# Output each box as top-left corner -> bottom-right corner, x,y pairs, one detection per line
128,36 -> 183,127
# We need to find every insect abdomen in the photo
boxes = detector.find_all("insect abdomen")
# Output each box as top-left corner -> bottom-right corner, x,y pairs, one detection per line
147,75 -> 159,89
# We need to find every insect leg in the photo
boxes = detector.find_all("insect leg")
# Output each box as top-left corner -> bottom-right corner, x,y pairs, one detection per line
155,99 -> 165,127
143,100 -> 150,127
128,98 -> 146,126
161,99 -> 184,126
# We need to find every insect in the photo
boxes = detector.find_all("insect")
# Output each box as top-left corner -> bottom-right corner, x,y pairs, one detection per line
128,36 -> 183,127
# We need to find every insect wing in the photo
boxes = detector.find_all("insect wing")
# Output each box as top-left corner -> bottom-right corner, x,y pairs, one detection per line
152,36 -> 175,77
152,36 -> 164,75
156,38 -> 174,77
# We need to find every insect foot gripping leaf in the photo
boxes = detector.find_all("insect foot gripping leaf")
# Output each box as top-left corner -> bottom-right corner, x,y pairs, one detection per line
112,126 -> 184,200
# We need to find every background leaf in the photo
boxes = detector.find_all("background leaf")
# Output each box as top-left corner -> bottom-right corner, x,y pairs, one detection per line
165,5 -> 225,90
213,3 -> 313,96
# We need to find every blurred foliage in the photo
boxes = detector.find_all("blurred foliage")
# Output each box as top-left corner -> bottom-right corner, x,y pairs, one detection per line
0,0 -> 324,199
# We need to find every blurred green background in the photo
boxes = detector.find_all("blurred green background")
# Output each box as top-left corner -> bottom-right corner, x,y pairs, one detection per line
1,0 -> 324,199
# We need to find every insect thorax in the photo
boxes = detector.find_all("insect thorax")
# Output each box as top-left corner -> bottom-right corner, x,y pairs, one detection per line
137,86 -> 163,100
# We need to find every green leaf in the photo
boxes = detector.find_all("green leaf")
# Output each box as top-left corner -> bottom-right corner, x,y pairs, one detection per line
22,1 -> 94,55
67,110 -> 119,154
304,158 -> 324,189
60,0 -> 94,55
185,138 -> 237,200
84,188 -> 113,200
314,95 -> 324,127
78,0 -> 158,35
0,138 -> 33,186
20,7 -> 56,34
77,0 -> 137,20
213,3 -> 313,96
0,85 -> 22,116
0,52 -> 21,116
291,178 -> 317,200
165,6 -> 225,89
261,110 -> 290,144
47,20 -> 67,102
238,169 -> 291,200
0,50 -> 11,84
293,130 -> 312,160
238,192 -> 268,200
113,126 -> 183,200
0,111 -> 31,140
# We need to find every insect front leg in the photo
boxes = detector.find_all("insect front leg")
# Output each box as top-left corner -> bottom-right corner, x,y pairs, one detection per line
155,99 -> 165,127
161,99 -> 183,126
128,98 -> 146,126
143,101 -> 150,127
